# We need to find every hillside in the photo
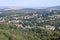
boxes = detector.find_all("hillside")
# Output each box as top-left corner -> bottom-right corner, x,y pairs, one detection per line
0,28 -> 60,40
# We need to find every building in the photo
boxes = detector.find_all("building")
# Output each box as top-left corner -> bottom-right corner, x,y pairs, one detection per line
25,26 -> 33,29
15,24 -> 23,27
44,25 -> 55,30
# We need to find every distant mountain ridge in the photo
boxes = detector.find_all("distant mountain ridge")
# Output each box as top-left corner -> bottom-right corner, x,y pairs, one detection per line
0,6 -> 60,10
0,6 -> 60,14
46,6 -> 60,9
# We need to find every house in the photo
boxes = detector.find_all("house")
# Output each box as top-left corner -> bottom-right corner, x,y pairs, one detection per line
15,24 -> 23,27
25,26 -> 33,29
0,19 -> 5,23
50,18 -> 55,21
33,14 -> 38,17
24,16 -> 30,19
44,25 -> 55,30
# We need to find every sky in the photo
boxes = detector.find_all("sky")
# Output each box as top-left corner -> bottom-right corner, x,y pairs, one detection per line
0,0 -> 60,8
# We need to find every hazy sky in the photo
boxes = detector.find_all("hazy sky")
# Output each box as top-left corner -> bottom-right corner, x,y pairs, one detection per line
0,0 -> 60,8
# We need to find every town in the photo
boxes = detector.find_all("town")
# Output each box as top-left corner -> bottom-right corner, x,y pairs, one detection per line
0,7 -> 60,40
0,8 -> 60,31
